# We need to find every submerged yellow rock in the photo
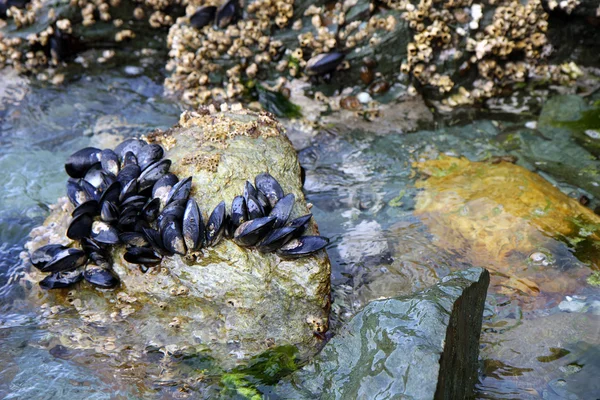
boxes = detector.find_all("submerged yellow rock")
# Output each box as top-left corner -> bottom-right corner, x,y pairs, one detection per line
413,157 -> 598,307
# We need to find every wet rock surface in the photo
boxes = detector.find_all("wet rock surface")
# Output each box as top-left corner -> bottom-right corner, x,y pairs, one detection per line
21,107 -> 331,385
413,156 -> 600,310
480,310 -> 600,399
268,267 -> 490,400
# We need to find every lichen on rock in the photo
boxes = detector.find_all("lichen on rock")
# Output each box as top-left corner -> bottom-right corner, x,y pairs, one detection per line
20,105 -> 331,390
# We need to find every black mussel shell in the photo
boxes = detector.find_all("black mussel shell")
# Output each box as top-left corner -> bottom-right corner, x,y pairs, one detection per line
99,181 -> 121,206
30,244 -> 66,269
206,201 -> 226,247
233,216 -> 276,247
66,213 -> 93,240
270,193 -> 294,229
166,176 -> 192,205
50,29 -> 79,63
257,226 -> 297,253
114,139 -> 146,162
91,221 -> 120,244
80,237 -> 104,255
119,179 -> 137,202
287,214 -> 312,237
133,219 -> 151,233
38,248 -> 87,273
80,179 -> 99,201
243,180 -> 257,201
88,250 -> 110,266
123,151 -> 138,167
121,194 -> 147,208
190,5 -> 216,29
137,144 -> 164,171
100,201 -> 119,223
83,264 -> 120,289
256,191 -> 271,214
183,198 -> 204,252
216,0 -> 238,28
276,236 -> 329,259
138,159 -> 171,191
230,195 -> 248,230
119,231 -> 149,247
153,173 -> 178,203
161,219 -> 186,255
246,195 -> 265,220
118,207 -> 140,227
72,200 -> 99,218
142,198 -> 161,222
84,164 -> 106,188
117,163 -> 141,185
255,173 -> 284,208
101,149 -> 120,176
124,245 -> 162,264
98,171 -> 116,191
39,269 -> 83,289
67,180 -> 90,207
305,52 -> 345,76
142,227 -> 172,256
158,199 -> 187,227
0,0 -> 29,19
65,147 -> 101,178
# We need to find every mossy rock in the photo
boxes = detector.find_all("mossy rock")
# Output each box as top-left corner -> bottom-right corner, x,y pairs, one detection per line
21,106 -> 331,391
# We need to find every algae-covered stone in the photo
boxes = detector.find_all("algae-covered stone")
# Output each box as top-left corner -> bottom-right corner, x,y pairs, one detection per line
22,107 -> 331,382
269,267 -> 490,400
413,156 -> 598,309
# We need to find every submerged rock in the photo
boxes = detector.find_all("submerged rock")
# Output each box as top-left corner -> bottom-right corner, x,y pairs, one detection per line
269,267 -> 490,399
479,311 -> 600,398
413,156 -> 598,310
21,106 -> 331,390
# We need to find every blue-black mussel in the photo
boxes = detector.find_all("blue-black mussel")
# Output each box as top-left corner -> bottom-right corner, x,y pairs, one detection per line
32,138 -> 329,290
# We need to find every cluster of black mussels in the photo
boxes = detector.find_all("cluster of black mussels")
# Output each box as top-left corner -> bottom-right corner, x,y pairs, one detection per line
29,138 -> 328,290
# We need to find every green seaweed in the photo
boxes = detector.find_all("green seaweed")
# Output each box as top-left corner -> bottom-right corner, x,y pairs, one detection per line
536,347 -> 570,363
256,85 -> 302,119
220,345 -> 299,398
554,107 -> 600,132
587,271 -> 600,287
389,190 -> 406,207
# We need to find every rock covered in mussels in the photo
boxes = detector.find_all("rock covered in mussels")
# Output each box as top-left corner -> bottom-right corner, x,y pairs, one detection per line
22,106 -> 331,376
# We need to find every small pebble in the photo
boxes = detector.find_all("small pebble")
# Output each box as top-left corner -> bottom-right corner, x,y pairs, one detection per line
124,66 -> 143,76
558,297 -> 587,313
357,92 -> 372,104
585,129 -> 600,139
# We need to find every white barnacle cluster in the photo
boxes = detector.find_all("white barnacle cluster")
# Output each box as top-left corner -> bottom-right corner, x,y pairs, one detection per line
382,0 -> 583,106
546,0 -> 581,15
164,0 -> 292,106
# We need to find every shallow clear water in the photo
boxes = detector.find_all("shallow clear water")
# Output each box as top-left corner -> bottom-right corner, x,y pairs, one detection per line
1,60 -> 599,399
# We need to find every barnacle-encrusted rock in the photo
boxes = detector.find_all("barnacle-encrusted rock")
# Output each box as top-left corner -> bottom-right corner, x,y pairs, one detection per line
22,106 -> 331,378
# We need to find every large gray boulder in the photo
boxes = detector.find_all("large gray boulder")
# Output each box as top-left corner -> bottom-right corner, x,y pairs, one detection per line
269,267 -> 490,400
22,106 -> 331,379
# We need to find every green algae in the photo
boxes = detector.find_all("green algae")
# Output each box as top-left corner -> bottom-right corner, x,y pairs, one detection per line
256,85 -> 302,119
221,345 -> 299,399
536,347 -> 571,363
587,271 -> 600,287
